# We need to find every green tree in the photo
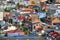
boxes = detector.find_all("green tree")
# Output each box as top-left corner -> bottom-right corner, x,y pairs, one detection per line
4,8 -> 11,12
16,3 -> 20,7
23,27 -> 29,35
31,1 -> 35,4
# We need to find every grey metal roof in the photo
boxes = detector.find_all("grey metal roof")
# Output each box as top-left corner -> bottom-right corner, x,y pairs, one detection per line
46,4 -> 57,9
47,10 -> 56,16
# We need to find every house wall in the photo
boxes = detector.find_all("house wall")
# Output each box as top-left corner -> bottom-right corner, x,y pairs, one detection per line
28,14 -> 40,23
52,17 -> 60,25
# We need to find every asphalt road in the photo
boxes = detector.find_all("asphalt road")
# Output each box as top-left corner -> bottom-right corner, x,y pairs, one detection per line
0,36 -> 48,40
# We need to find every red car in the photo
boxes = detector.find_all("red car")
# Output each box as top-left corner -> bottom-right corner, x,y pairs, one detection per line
49,32 -> 60,38
37,28 -> 43,32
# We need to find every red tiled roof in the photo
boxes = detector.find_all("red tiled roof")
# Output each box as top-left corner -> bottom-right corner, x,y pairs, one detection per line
42,4 -> 49,8
17,16 -> 26,20
8,14 -> 12,17
22,10 -> 34,12
18,32 -> 25,35
7,29 -> 25,35
7,30 -> 16,33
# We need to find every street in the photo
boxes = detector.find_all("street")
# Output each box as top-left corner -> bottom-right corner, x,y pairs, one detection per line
0,36 -> 48,40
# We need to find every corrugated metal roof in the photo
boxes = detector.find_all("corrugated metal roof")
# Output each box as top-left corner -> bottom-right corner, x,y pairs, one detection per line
46,4 -> 57,9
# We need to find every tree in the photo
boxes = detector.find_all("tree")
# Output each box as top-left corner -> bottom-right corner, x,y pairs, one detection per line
16,3 -> 20,7
31,1 -> 35,4
23,27 -> 29,35
4,7 -> 12,12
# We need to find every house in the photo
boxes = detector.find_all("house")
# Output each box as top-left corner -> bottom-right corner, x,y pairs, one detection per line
20,8 -> 34,14
0,12 -> 7,21
14,0 -> 29,6
32,22 -> 41,29
7,29 -> 25,35
27,13 -> 42,29
52,16 -> 60,25
27,13 -> 40,23
3,12 -> 10,17
3,25 -> 17,32
28,5 -> 35,8
46,16 -> 60,26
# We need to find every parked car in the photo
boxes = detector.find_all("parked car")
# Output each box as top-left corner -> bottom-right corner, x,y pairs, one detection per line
48,32 -> 60,40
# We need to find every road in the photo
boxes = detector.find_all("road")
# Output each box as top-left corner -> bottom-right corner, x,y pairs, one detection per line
0,36 -> 48,40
